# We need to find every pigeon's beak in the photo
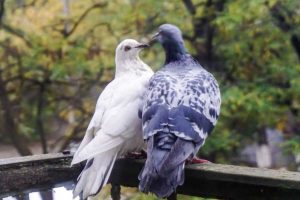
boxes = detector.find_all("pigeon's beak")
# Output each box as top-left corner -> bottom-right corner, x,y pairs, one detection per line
135,43 -> 150,49
152,32 -> 160,41
149,32 -> 160,45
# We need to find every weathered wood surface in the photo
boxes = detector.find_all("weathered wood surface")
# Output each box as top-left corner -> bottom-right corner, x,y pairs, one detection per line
1,153 -> 300,199
0,153 -> 82,198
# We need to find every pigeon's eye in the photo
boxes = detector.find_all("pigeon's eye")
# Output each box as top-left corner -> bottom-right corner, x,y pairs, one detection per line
124,46 -> 131,51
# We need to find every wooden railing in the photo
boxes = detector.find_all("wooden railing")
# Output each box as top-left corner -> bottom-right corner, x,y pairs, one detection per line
1,153 -> 300,199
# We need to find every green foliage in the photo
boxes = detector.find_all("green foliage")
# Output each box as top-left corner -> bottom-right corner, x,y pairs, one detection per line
283,136 -> 300,154
204,0 -> 300,161
92,186 -> 213,200
1,0 -> 300,161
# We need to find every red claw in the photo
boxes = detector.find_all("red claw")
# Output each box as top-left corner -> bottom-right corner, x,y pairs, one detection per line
187,157 -> 211,164
125,150 -> 147,159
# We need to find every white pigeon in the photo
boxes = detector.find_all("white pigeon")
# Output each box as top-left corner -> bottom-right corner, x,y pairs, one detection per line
71,39 -> 153,199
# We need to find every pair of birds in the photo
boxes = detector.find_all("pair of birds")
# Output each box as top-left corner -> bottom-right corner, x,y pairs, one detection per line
71,24 -> 221,199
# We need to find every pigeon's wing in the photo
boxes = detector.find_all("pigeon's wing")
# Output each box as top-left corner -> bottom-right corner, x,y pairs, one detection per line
142,70 -> 174,134
178,70 -> 221,142
72,75 -> 149,164
142,68 -> 221,145
72,81 -> 116,162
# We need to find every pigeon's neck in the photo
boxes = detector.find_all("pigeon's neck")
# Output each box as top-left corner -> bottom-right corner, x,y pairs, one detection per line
163,40 -> 187,64
115,56 -> 148,77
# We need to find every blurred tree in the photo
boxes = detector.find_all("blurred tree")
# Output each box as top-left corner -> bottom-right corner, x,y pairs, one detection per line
0,0 -> 111,155
0,0 -> 299,164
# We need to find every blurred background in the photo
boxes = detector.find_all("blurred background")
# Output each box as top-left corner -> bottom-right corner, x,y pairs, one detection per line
0,0 -> 300,199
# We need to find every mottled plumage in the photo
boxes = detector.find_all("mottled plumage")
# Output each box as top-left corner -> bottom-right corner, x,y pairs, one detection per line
71,39 -> 153,199
139,24 -> 221,198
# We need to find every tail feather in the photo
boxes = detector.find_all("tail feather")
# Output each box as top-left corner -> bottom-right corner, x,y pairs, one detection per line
139,133 -> 196,198
150,163 -> 185,198
139,161 -> 185,198
73,149 -> 119,199
90,153 -> 117,194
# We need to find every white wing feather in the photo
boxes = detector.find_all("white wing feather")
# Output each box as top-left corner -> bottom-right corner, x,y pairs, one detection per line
71,81 -> 116,163
72,73 -> 151,164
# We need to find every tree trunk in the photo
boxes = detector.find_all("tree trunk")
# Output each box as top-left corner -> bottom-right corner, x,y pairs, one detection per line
0,72 -> 32,156
269,2 -> 300,62
182,0 -> 226,69
62,0 -> 70,36
36,83 -> 47,153
0,0 -> 5,24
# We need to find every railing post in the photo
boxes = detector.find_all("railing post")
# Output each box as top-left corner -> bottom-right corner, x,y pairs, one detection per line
111,184 -> 121,200
167,192 -> 177,200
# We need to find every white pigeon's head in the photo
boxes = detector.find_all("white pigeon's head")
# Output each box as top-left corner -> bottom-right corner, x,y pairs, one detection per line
115,39 -> 149,62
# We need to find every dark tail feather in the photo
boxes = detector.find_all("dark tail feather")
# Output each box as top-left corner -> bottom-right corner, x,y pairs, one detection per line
138,136 -> 158,193
139,157 -> 185,198
139,133 -> 195,198
148,162 -> 185,198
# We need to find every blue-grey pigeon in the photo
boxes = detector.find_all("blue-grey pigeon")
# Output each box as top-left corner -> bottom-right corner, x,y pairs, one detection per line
138,24 -> 221,198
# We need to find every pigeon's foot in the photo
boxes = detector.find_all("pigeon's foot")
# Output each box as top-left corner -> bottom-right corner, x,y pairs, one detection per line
187,157 -> 211,164
125,150 -> 147,159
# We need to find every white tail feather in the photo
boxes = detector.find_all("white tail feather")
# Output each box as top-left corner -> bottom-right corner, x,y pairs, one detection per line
72,130 -> 94,165
73,148 -> 119,199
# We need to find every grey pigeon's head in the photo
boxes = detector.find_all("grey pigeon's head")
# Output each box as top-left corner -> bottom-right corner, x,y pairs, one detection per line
152,24 -> 187,64
115,39 -> 149,62
154,24 -> 183,44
